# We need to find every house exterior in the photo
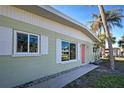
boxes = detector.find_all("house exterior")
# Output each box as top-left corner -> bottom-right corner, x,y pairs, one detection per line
0,5 -> 100,87
113,48 -> 120,56
119,46 -> 124,56
105,48 -> 120,57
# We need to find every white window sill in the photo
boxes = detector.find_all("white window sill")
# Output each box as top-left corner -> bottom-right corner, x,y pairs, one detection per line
58,59 -> 78,64
12,53 -> 41,57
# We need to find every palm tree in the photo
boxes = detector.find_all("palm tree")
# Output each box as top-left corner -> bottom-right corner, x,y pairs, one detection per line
98,33 -> 116,58
110,33 -> 116,46
112,37 -> 116,45
89,6 -> 123,70
89,8 -> 123,35
98,5 -> 116,70
98,33 -> 106,58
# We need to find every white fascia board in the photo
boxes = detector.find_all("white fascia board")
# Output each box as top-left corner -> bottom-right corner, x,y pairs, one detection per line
39,5 -> 100,42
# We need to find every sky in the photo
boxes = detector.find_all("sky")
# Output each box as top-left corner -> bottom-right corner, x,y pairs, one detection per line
52,5 -> 124,48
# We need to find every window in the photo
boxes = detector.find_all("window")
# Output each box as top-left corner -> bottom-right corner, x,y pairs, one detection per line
17,33 -> 28,52
29,35 -> 38,53
14,30 -> 39,56
62,41 -> 70,61
70,43 -> 76,60
61,41 -> 76,62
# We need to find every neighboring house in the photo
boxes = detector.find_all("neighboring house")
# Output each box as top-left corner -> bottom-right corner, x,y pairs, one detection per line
113,48 -> 120,56
119,46 -> 124,56
0,5 -> 100,87
105,48 -> 120,57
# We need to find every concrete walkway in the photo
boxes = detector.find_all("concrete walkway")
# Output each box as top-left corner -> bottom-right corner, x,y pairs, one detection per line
29,64 -> 98,88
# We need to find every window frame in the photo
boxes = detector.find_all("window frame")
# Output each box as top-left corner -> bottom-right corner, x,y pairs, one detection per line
13,30 -> 40,56
61,40 -> 77,64
70,43 -> 77,60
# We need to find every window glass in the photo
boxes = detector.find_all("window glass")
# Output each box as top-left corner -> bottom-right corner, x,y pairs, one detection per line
17,33 -> 28,52
29,35 -> 38,52
62,41 -> 70,61
70,43 -> 76,60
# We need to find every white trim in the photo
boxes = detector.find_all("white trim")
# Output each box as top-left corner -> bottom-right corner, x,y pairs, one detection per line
56,39 -> 62,64
28,33 -> 30,53
57,39 -> 78,64
77,42 -> 81,61
41,35 -> 49,55
13,52 -> 40,57
0,6 -> 94,43
0,26 -> 12,55
13,30 -> 40,57
59,59 -> 78,64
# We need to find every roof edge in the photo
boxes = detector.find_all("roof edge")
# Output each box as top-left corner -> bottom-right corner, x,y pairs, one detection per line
13,5 -> 100,43
39,5 -> 100,42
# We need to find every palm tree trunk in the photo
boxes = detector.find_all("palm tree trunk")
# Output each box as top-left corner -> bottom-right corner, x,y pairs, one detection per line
98,5 -> 115,71
102,44 -> 105,58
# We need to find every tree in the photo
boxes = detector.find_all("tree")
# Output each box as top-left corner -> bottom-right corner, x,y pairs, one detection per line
110,33 -> 116,45
118,36 -> 124,47
98,33 -> 116,58
89,8 -> 123,35
98,5 -> 115,70
112,37 -> 116,45
89,6 -> 123,70
98,33 -> 106,58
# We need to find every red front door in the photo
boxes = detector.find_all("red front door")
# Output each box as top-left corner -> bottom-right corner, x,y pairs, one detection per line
82,44 -> 85,64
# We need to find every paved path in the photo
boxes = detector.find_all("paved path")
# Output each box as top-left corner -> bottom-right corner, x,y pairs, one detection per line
29,64 -> 98,88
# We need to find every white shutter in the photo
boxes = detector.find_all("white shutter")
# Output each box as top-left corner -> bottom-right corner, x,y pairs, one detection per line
41,35 -> 48,55
78,42 -> 81,60
56,39 -> 62,63
0,26 -> 12,55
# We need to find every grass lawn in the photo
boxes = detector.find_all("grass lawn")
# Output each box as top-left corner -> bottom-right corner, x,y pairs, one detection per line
64,58 -> 124,88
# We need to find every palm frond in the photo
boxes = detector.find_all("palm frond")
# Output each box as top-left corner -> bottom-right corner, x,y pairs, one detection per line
89,8 -> 124,34
92,13 -> 99,19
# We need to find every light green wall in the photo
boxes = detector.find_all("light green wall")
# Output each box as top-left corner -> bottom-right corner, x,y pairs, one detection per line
0,15 -> 94,87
